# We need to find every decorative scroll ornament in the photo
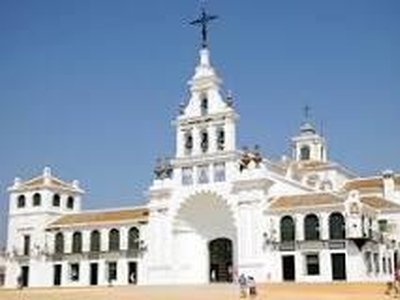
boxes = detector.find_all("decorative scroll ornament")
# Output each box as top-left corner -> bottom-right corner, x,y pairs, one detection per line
154,158 -> 173,180
239,145 -> 263,172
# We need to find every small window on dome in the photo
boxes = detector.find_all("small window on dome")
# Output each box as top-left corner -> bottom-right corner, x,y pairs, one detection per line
200,96 -> 208,116
67,196 -> 74,209
33,193 -> 41,206
17,195 -> 26,208
53,194 -> 60,207
300,145 -> 311,160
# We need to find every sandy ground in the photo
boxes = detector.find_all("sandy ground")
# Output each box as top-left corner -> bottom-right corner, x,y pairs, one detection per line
0,282 -> 394,300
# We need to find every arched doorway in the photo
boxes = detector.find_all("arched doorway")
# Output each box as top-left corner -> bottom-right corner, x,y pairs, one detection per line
209,238 -> 233,283
172,191 -> 237,284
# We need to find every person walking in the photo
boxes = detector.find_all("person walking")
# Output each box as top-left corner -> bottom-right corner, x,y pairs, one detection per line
386,267 -> 400,297
247,276 -> 257,299
238,273 -> 247,298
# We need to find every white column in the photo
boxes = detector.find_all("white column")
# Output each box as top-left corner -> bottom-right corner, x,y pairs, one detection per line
193,127 -> 200,155
82,230 -> 90,253
209,125 -> 217,153
64,231 -> 73,253
320,213 -> 329,240
225,118 -> 236,151
295,214 -> 304,241
120,227 -> 128,250
98,259 -> 106,286
101,228 -> 109,252
118,259 -> 128,285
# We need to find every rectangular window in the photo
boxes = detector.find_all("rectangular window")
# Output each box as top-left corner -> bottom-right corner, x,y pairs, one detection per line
214,163 -> 226,182
107,262 -> 117,282
378,219 -> 388,233
373,253 -> 379,274
69,263 -> 80,281
305,254 -> 320,275
197,165 -> 209,184
181,167 -> 193,186
365,251 -> 372,273
389,257 -> 393,274
23,235 -> 30,256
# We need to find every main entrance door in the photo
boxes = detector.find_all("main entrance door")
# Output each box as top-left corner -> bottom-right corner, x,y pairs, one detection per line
209,238 -> 233,283
282,255 -> 295,281
21,266 -> 29,287
331,253 -> 346,280
53,264 -> 62,286
90,263 -> 98,285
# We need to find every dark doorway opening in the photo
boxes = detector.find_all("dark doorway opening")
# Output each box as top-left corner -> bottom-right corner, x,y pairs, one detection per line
282,255 -> 295,281
90,263 -> 98,285
209,238 -> 233,283
53,264 -> 62,286
21,266 -> 29,287
331,253 -> 346,280
128,262 -> 137,284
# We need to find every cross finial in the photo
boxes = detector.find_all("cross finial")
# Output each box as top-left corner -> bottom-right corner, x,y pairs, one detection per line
303,104 -> 311,121
190,4 -> 218,48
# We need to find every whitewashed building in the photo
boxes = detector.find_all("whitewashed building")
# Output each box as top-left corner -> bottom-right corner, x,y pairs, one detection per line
4,13 -> 400,288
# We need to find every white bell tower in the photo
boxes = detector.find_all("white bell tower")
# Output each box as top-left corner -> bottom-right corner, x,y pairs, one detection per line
291,108 -> 327,163
175,48 -> 238,159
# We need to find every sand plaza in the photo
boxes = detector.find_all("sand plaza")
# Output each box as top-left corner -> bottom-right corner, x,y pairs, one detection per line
0,282 -> 393,300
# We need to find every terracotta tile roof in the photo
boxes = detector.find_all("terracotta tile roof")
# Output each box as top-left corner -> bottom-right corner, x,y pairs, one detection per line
48,207 -> 149,227
269,193 -> 343,209
360,196 -> 400,210
344,177 -> 383,190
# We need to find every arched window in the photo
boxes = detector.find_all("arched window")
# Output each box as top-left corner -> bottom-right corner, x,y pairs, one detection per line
200,96 -> 208,116
300,145 -> 311,161
280,216 -> 295,242
53,194 -> 60,207
329,212 -> 345,240
17,195 -> 26,208
90,230 -> 101,252
33,193 -> 41,206
72,232 -> 82,253
128,227 -> 140,251
200,130 -> 208,153
54,232 -> 64,254
216,127 -> 225,151
184,131 -> 193,155
67,196 -> 74,209
109,229 -> 120,251
304,214 -> 320,240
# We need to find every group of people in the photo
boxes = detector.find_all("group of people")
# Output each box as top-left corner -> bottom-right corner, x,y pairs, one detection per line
238,274 -> 257,299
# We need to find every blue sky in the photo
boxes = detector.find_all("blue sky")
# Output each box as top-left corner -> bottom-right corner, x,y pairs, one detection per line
0,0 -> 399,245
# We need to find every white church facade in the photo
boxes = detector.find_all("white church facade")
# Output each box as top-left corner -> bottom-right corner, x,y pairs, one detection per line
4,12 -> 400,288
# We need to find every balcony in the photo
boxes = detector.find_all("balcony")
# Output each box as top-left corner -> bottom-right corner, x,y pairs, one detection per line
49,249 -> 142,261
273,239 -> 347,252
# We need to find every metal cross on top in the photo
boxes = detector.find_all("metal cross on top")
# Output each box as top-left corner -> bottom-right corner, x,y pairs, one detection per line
303,104 -> 311,121
190,6 -> 218,48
